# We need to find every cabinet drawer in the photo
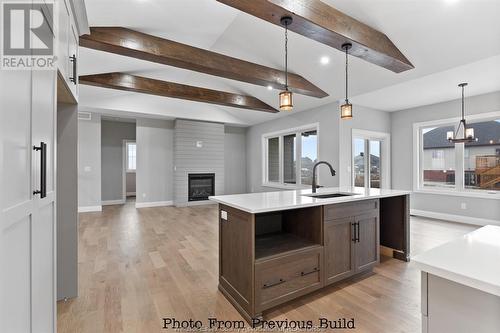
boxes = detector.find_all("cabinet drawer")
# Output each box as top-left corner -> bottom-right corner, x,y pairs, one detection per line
255,247 -> 322,312
324,199 -> 378,220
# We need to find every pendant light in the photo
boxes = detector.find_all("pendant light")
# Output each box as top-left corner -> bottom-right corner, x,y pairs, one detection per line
340,43 -> 353,119
447,83 -> 477,143
279,16 -> 293,111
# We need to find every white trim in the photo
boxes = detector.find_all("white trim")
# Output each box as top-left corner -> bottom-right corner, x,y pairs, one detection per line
351,129 -> 391,189
186,200 -> 217,207
135,201 -> 173,208
78,206 -> 102,213
102,199 -> 125,206
414,189 -> 500,200
413,111 -> 500,194
411,209 -> 500,227
262,123 -> 320,187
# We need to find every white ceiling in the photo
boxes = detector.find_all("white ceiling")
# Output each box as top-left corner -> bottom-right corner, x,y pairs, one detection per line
79,0 -> 500,125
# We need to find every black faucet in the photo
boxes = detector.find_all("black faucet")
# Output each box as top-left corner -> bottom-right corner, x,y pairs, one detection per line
312,161 -> 336,193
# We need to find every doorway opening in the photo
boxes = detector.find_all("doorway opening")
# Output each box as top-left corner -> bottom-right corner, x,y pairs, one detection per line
352,129 -> 391,189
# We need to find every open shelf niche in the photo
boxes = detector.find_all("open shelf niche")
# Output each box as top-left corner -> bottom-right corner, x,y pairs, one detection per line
254,206 -> 323,261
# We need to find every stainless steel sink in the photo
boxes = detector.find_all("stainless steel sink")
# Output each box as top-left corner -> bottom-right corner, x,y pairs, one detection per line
304,192 -> 356,199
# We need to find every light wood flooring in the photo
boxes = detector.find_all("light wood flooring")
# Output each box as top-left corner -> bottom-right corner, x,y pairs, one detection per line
58,200 -> 477,333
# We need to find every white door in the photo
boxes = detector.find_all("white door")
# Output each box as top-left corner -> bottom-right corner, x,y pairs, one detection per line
352,130 -> 391,189
0,9 -> 56,333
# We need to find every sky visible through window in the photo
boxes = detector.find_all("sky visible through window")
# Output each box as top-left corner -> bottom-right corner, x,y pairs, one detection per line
353,139 -> 380,156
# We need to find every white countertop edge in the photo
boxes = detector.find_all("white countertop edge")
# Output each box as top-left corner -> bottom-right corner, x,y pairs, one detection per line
209,188 -> 410,214
413,260 -> 500,297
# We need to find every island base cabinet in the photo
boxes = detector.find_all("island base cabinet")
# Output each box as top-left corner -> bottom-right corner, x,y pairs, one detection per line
255,247 -> 323,313
324,218 -> 355,284
324,201 -> 380,286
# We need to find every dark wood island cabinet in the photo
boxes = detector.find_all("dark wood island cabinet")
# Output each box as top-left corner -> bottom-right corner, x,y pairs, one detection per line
212,188 -> 410,323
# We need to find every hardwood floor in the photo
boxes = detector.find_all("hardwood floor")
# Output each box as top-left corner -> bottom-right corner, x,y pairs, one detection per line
58,201 -> 477,333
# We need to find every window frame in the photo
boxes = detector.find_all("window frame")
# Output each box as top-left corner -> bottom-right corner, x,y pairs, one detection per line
413,111 -> 500,199
262,123 -> 319,189
125,140 -> 137,173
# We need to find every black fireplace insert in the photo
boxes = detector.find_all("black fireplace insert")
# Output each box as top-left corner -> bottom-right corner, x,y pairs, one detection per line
188,173 -> 215,201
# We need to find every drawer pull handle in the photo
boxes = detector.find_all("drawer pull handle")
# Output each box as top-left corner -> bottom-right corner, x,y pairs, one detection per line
301,267 -> 319,276
263,278 -> 285,289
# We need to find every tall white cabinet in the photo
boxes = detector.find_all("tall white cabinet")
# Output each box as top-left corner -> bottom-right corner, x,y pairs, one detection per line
0,0 -> 87,332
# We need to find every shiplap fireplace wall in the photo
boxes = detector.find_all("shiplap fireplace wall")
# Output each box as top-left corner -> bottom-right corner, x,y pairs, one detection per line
174,119 -> 225,206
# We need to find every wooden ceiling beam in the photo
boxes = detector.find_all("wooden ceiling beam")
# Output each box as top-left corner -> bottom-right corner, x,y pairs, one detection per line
79,72 -> 279,113
79,27 -> 327,98
217,0 -> 414,73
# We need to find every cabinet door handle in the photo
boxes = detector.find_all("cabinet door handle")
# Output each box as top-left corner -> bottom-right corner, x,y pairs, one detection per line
33,142 -> 47,198
263,278 -> 285,289
356,222 -> 360,242
301,267 -> 319,276
69,54 -> 77,84
352,222 -> 357,242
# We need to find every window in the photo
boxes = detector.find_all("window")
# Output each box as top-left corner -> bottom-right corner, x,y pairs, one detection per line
415,114 -> 500,195
126,141 -> 136,172
421,125 -> 455,189
263,124 -> 319,188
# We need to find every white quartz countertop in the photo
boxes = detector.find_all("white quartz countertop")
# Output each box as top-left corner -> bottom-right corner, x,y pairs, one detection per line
209,187 -> 410,214
413,225 -> 500,297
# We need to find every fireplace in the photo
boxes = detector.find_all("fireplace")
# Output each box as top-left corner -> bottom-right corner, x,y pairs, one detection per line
188,173 -> 215,201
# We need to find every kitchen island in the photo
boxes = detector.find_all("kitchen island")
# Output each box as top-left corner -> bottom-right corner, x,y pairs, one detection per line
210,187 -> 410,322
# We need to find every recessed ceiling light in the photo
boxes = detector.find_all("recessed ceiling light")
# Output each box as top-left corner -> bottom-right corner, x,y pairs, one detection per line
267,85 -> 273,90
320,56 -> 330,65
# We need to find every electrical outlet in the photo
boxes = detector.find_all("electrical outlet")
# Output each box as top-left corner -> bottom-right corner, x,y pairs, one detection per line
221,210 -> 228,220
142,193 -> 146,198
460,202 -> 467,210
84,166 -> 91,172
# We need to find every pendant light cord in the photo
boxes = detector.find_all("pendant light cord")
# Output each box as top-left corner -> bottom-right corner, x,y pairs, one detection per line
461,84 -> 465,120
345,46 -> 349,103
284,24 -> 288,90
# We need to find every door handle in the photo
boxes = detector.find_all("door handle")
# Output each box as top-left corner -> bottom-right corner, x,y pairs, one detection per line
33,142 -> 47,198
69,54 -> 77,84
356,222 -> 360,243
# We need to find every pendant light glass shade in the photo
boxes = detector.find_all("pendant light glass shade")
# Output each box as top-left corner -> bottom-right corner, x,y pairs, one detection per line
279,90 -> 293,111
340,101 -> 352,119
447,83 -> 477,143
279,16 -> 293,112
340,43 -> 352,119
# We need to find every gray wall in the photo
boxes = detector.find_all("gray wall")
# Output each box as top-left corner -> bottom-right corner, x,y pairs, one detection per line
391,91 -> 500,222
174,120 -> 225,205
225,126 -> 247,194
78,113 -> 101,209
136,119 -> 174,204
57,104 -> 78,300
101,120 -> 136,202
246,102 -> 340,193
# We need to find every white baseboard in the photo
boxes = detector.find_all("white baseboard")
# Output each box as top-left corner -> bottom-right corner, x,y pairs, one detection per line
102,199 -> 126,206
78,206 -> 102,213
411,209 -> 500,227
126,192 -> 136,196
174,200 -> 217,207
135,201 -> 173,208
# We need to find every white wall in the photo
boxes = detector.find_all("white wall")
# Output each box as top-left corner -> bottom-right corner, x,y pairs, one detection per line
78,113 -> 101,210
391,91 -> 500,223
101,120 -> 136,203
225,126 -> 247,194
136,118 -> 174,206
246,102 -> 340,193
